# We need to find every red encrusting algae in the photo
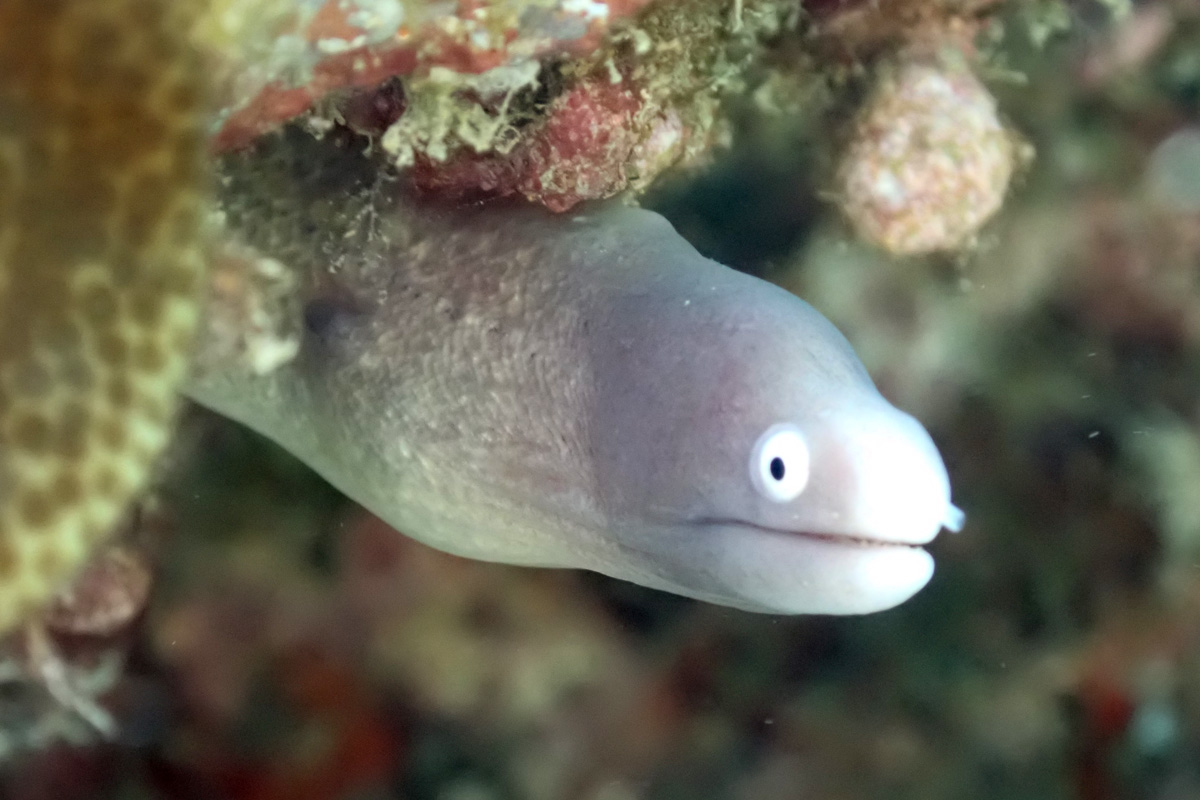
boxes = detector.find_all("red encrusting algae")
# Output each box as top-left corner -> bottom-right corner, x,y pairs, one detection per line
411,74 -> 688,210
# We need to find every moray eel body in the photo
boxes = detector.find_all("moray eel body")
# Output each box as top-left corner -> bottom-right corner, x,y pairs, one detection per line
195,130 -> 962,615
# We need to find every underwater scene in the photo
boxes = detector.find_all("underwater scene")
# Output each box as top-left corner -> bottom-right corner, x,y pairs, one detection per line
1,0 -> 1199,798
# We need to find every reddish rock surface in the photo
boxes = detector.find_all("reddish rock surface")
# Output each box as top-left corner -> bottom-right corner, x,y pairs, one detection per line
411,75 -> 687,210
211,0 -> 653,151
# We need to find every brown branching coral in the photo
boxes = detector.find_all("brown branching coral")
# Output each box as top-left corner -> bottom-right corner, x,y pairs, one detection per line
0,0 -> 208,633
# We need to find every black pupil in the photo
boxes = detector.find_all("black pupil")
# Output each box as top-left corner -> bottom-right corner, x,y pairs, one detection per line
769,457 -> 785,481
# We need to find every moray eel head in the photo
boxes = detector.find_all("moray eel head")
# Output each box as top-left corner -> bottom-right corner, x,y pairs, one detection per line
194,158 -> 961,618
587,242 -> 961,615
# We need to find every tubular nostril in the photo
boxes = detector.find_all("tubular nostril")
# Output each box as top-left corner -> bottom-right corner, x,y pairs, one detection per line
943,503 -> 966,533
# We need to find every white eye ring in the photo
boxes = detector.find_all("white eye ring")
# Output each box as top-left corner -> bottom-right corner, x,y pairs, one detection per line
749,424 -> 810,503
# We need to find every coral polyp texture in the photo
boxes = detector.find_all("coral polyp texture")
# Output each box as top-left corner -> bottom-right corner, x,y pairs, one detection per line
0,0 -> 208,633
836,46 -> 1018,255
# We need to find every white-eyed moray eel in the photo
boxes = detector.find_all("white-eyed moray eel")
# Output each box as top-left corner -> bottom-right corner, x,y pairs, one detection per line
191,129 -> 964,616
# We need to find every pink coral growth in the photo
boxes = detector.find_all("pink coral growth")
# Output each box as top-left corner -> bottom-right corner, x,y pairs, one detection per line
836,44 -> 1018,255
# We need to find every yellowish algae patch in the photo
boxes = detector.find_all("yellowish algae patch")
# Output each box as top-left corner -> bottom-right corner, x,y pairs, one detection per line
0,0 -> 208,632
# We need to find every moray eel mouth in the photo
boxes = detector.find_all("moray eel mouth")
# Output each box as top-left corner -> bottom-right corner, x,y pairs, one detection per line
691,518 -> 932,549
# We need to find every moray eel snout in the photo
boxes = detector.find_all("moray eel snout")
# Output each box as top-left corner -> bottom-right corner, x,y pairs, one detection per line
672,407 -> 959,615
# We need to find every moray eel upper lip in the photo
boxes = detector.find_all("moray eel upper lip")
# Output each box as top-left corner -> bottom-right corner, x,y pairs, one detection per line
690,518 -> 927,549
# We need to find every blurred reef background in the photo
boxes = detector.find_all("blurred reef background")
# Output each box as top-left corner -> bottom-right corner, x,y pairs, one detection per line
4,0 -> 1200,798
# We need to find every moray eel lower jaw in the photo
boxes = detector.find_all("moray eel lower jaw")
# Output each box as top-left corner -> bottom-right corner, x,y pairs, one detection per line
646,506 -> 953,616
683,521 -> 939,615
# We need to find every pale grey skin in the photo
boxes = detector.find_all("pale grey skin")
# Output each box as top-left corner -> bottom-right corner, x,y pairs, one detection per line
192,131 -> 960,615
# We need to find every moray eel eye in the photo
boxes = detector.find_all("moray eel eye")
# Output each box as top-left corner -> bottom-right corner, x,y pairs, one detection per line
770,458 -> 785,480
750,424 -> 810,503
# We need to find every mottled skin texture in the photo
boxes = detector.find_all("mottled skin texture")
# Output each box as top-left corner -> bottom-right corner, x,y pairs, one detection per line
194,129 -> 958,614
